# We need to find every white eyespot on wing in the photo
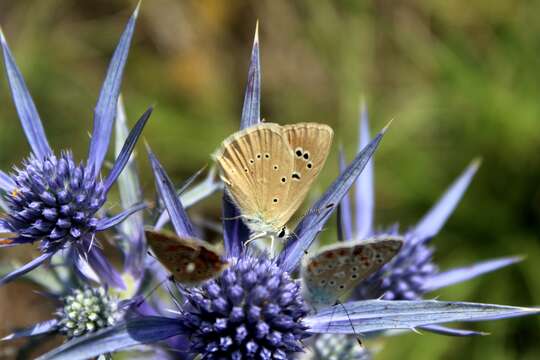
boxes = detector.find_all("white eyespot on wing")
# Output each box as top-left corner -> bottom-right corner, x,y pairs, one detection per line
186,262 -> 196,273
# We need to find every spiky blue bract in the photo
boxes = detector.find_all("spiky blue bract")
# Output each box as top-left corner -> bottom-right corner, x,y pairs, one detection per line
180,254 -> 309,359
240,22 -> 261,130
115,97 -> 146,275
87,4 -> 140,175
147,147 -> 197,238
32,294 -> 540,360
354,101 -> 374,239
104,106 -> 153,193
304,300 -> 540,334
154,166 -> 222,230
337,148 -> 353,241
221,22 -> 260,257
1,319 -> 59,341
36,317 -> 185,360
223,195 -> 249,258
412,158 -> 482,241
0,29 -> 51,158
422,256 -> 523,293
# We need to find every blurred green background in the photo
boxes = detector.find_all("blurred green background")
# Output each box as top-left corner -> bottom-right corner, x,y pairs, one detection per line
0,0 -> 539,359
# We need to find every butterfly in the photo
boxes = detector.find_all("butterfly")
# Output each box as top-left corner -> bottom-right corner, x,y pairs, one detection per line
145,229 -> 228,286
214,122 -> 333,245
301,236 -> 404,308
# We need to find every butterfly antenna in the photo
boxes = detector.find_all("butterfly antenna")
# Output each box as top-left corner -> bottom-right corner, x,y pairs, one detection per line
325,302 -> 338,334
137,275 -> 175,307
270,235 -> 275,258
167,282 -> 185,313
336,300 -> 364,348
221,214 -> 244,221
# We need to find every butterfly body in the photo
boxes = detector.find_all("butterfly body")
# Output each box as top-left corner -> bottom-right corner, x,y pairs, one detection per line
215,122 -> 333,245
146,229 -> 228,286
302,236 -> 403,308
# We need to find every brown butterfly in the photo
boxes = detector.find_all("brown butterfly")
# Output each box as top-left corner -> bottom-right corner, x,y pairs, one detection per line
214,122 -> 333,245
302,236 -> 404,308
145,229 -> 228,286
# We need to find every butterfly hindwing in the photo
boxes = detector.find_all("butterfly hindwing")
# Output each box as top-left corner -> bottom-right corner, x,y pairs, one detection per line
146,230 -> 227,285
302,236 -> 403,307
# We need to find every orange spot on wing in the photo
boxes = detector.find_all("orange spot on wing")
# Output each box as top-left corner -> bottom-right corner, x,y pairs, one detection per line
0,239 -> 13,245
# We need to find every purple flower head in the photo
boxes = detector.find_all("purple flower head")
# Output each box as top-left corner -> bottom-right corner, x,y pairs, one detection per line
337,104 -> 520,302
0,5 -> 152,288
6,152 -> 104,252
180,255 -> 309,359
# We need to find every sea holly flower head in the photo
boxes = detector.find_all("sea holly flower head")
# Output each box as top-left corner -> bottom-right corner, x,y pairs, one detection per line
6,152 -> 105,252
57,286 -> 121,339
0,4 -> 152,288
180,255 -> 309,358
338,104 -> 521,302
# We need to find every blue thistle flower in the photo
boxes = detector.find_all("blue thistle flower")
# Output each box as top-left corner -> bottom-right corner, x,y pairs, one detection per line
336,104 -> 520,303
181,255 -> 309,359
34,24 -> 540,360
0,5 -> 152,288
6,152 -> 105,251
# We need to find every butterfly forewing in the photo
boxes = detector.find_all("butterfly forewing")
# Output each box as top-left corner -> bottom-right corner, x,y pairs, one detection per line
215,123 -> 296,229
281,123 -> 333,218
302,236 -> 403,307
146,230 -> 227,285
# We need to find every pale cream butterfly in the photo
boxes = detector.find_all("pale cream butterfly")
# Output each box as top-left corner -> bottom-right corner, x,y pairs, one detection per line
214,122 -> 333,247
301,236 -> 404,308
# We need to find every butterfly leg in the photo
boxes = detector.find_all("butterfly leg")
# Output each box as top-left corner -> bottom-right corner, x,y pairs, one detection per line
270,234 -> 276,258
244,231 -> 269,248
